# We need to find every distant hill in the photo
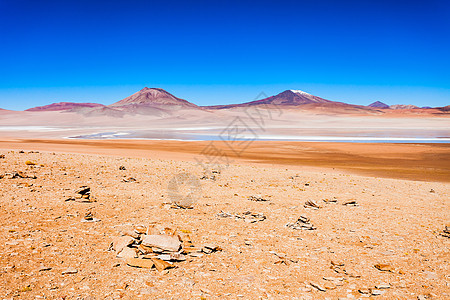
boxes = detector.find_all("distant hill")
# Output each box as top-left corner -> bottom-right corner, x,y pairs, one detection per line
368,101 -> 389,109
26,102 -> 104,112
205,90 -> 333,109
389,104 -> 419,110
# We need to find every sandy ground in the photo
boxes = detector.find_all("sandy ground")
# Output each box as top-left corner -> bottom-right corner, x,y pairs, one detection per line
0,142 -> 449,299
0,139 -> 449,182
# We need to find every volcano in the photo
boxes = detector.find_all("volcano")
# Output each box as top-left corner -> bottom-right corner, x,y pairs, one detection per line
368,101 -> 389,109
109,87 -> 199,109
205,90 -> 333,109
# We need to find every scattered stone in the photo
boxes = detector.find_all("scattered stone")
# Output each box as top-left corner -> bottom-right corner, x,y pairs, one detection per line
309,281 -> 326,292
374,264 -> 394,272
122,177 -> 137,183
440,226 -> 450,238
248,195 -> 270,202
62,268 -> 78,275
25,160 -> 36,165
358,288 -> 370,294
429,189 -> 435,193
76,186 -> 90,195
119,165 -> 126,170
134,225 -> 147,234
0,154 -> 5,159
375,283 -> 390,289
343,200 -> 358,206
170,200 -> 195,209
371,289 -> 385,296
304,200 -> 320,209
323,197 -> 338,203
286,216 -> 316,230
38,266 -> 52,272
6,171 -> 37,179
81,212 -> 100,223
66,186 -> 96,202
202,244 -> 222,253
217,211 -> 266,223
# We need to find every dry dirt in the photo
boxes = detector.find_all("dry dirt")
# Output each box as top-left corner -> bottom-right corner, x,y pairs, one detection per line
0,148 -> 449,299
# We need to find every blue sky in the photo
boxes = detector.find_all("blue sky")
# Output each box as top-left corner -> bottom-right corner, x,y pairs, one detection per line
0,0 -> 449,110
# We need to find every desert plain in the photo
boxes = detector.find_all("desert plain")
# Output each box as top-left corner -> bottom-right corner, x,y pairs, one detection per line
0,138 -> 449,300
1,88 -> 449,299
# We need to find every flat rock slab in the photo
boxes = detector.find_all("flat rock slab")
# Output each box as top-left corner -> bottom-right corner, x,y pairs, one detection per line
142,234 -> 181,252
126,258 -> 155,269
113,236 -> 135,254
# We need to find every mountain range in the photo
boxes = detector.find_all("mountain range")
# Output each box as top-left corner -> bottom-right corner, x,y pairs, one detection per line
11,88 -> 450,116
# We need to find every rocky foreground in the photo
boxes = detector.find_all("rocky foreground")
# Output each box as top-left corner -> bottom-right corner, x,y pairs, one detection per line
0,150 -> 449,299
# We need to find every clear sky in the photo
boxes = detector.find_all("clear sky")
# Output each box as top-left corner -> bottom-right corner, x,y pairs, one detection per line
0,0 -> 449,110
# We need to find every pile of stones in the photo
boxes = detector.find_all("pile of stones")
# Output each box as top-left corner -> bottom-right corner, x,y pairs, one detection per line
111,224 -> 221,271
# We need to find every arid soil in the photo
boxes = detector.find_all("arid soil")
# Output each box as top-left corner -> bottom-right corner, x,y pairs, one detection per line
0,146 -> 449,299
1,139 -> 449,182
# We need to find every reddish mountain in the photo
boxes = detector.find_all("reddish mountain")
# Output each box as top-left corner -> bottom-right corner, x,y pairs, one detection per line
205,90 -> 333,109
26,102 -> 104,112
109,87 -> 199,109
368,101 -> 389,109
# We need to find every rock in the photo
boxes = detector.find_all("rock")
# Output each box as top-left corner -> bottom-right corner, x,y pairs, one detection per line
323,197 -> 338,203
112,236 -> 135,254
25,160 -> 36,165
188,252 -> 204,258
62,268 -> 78,275
38,266 -> 52,272
309,281 -> 326,292
202,244 -> 222,253
75,186 -> 90,195
441,226 -> 450,238
358,288 -> 370,294
375,283 -> 390,289
371,289 -> 385,296
429,189 -> 435,193
117,247 -> 137,259
119,166 -> 126,170
304,200 -> 320,209
126,258 -> 155,269
217,211 -> 266,223
374,264 -> 394,272
122,230 -> 139,239
343,200 -> 358,206
122,177 -> 136,183
151,258 -> 173,271
141,234 -> 181,252
248,195 -> 270,202
157,253 -> 186,261
286,216 -> 316,230
134,225 -> 147,234
138,244 -> 154,255
81,212 -> 100,222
